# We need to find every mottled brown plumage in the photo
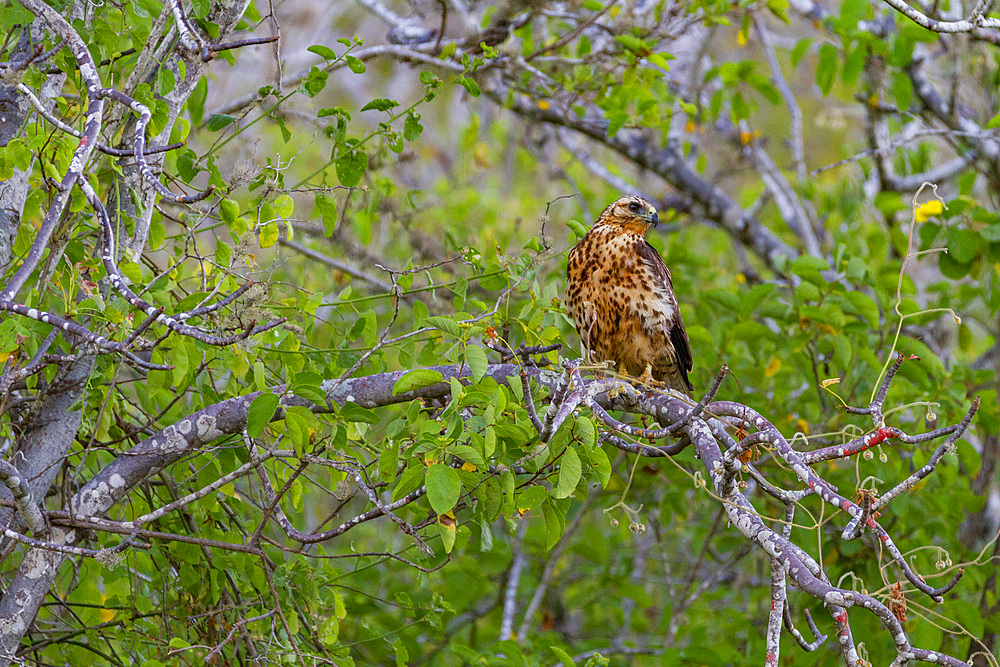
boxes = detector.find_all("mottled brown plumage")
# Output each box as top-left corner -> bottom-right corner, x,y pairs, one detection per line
565,196 -> 694,394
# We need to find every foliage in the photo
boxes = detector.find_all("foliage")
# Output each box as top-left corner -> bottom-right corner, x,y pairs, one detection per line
0,0 -> 996,665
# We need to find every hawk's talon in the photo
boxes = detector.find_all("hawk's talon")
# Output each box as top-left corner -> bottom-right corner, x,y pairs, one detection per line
637,363 -> 665,389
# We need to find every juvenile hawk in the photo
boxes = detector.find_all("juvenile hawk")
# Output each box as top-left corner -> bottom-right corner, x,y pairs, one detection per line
566,196 -> 694,394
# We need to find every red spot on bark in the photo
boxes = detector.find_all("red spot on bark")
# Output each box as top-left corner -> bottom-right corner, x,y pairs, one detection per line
863,427 -> 895,448
766,651 -> 778,666
879,533 -> 889,542
866,517 -> 877,529
842,499 -> 851,511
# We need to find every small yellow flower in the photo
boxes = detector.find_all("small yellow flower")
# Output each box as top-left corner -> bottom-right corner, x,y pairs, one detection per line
538,99 -> 551,110
914,200 -> 944,222
764,356 -> 782,377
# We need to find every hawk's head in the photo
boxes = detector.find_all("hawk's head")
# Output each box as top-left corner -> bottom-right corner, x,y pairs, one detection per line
595,195 -> 659,235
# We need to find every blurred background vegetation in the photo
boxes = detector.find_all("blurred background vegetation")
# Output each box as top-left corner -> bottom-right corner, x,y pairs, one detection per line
0,0 -> 998,664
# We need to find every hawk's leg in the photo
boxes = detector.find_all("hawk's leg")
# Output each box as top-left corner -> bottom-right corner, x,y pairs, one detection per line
636,363 -> 665,389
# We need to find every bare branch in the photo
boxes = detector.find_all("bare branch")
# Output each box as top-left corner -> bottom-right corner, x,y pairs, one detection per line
878,0 -> 1000,33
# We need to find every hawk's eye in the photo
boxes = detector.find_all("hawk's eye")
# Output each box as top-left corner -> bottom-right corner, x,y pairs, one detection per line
628,202 -> 641,213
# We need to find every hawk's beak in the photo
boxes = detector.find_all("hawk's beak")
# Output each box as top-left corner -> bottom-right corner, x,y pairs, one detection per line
649,210 -> 659,227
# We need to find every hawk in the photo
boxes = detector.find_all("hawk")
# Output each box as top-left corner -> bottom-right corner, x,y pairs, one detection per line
565,195 -> 694,394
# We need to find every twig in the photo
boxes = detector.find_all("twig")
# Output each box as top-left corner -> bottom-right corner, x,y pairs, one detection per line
96,88 -> 213,203
2,0 -> 105,303
279,237 -> 397,294
79,177 -> 286,346
500,519 -> 528,640
16,84 -> 184,157
0,299 -> 168,370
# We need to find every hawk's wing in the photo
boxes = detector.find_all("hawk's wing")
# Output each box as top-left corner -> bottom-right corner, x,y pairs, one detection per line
636,240 -> 693,377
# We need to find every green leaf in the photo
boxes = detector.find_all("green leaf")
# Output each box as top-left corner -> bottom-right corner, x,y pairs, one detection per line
188,76 -> 206,127
272,194 -> 294,219
335,142 -> 368,187
285,406 -> 317,452
120,260 -> 143,284
542,501 -> 565,548
550,646 -> 576,667
158,67 -> 175,96
0,3 -> 34,25
606,110 -> 628,137
299,66 -> 329,98
465,345 -> 489,382
518,485 -> 547,513
767,0 -> 790,23
392,464 -> 425,501
340,402 -> 379,424
345,55 -> 366,73
307,44 -> 338,60
393,369 -> 445,395
425,464 -> 461,514
816,43 -> 838,95
587,446 -> 611,487
314,193 -> 337,235
846,291 -> 880,327
946,227 -> 979,264
176,149 -> 199,182
567,219 -> 589,239
981,224 -> 1000,242
647,52 -> 673,70
890,70 -> 913,110
790,255 -> 830,284
575,417 -> 597,449
206,113 -> 237,132
939,251 -> 971,279
253,361 -> 266,391
987,114 -> 1000,130
841,44 -> 866,86
450,444 -> 485,467
392,639 -> 409,667
289,372 -> 328,403
480,516 -> 494,551
790,38 -> 811,68
404,112 -> 423,141
425,315 -> 462,337
247,393 -> 280,438
459,77 -> 480,97
360,98 -> 400,112
615,34 -> 647,53
148,219 -> 165,249
553,446 -> 581,499
259,221 -> 279,248
219,198 -> 239,224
